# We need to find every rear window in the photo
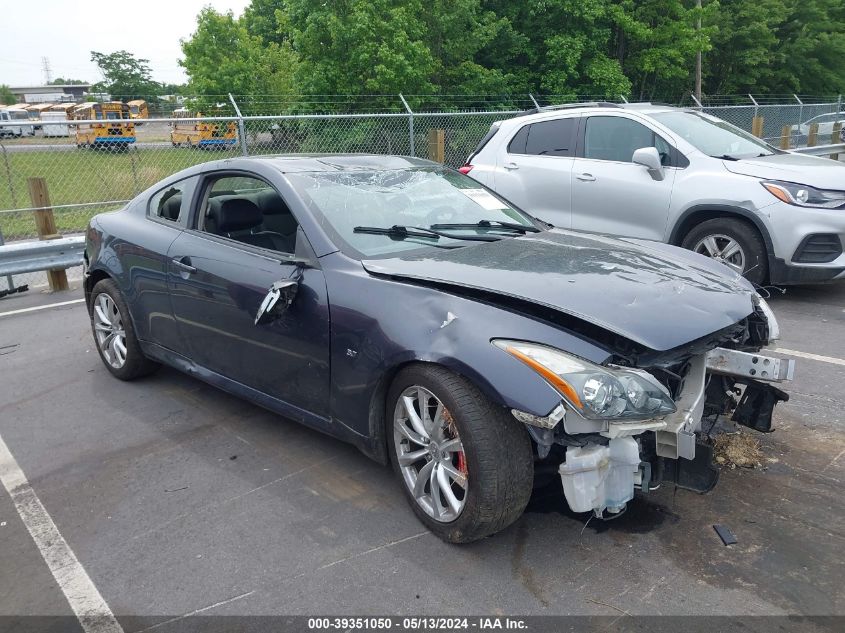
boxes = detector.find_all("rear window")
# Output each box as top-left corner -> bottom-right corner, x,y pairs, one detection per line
508,118 -> 576,157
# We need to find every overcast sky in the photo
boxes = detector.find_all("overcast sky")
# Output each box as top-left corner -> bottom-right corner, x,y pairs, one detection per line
0,0 -> 252,87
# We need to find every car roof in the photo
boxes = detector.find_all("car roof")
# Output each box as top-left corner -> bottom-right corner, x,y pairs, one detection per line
507,102 -> 684,123
258,154 -> 439,174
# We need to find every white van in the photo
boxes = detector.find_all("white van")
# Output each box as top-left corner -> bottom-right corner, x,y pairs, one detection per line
40,111 -> 71,137
0,108 -> 36,137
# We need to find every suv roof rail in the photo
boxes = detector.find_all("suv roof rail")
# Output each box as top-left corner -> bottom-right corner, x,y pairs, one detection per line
518,101 -> 623,117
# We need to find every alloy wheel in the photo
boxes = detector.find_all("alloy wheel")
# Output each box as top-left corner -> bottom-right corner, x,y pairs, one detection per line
692,233 -> 746,274
93,293 -> 127,369
393,386 -> 468,522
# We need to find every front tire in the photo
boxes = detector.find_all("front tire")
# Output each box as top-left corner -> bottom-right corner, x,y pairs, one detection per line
388,365 -> 533,543
682,217 -> 768,285
89,279 -> 159,380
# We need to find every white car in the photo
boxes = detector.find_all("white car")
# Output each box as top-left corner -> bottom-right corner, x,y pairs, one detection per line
462,103 -> 845,285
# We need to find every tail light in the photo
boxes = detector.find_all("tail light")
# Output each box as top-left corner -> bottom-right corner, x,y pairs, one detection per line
458,164 -> 474,175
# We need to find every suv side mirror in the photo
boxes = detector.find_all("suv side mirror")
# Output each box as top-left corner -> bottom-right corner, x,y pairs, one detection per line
632,147 -> 665,181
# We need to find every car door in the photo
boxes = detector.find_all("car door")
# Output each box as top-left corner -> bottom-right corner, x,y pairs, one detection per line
570,115 -> 676,241
493,116 -> 578,228
166,171 -> 331,420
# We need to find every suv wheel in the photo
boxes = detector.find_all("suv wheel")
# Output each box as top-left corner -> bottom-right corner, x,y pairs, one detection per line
682,218 -> 767,285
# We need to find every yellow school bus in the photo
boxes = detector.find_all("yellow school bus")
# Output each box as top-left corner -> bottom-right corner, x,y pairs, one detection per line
127,99 -> 149,121
170,108 -> 237,149
49,103 -> 78,115
73,102 -> 136,148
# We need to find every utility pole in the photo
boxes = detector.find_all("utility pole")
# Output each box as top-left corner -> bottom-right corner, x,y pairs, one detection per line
695,0 -> 702,102
42,57 -> 53,84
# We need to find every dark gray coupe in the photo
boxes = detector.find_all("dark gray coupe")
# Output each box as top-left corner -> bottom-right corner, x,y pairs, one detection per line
84,155 -> 792,543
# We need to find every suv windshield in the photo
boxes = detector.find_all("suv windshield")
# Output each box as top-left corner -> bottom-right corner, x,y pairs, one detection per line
287,167 -> 536,257
651,110 -> 775,159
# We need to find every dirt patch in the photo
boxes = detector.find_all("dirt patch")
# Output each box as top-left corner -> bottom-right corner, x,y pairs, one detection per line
714,431 -> 764,469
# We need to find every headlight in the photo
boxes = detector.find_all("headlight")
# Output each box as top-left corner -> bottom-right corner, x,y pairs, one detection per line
493,340 -> 676,421
753,293 -> 780,342
762,180 -> 845,209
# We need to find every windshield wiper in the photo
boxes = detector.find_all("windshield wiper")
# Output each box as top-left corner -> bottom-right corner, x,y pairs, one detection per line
353,225 -> 502,242
429,219 -> 541,233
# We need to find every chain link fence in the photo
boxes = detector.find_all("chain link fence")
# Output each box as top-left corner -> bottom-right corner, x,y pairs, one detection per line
1,94 -> 842,293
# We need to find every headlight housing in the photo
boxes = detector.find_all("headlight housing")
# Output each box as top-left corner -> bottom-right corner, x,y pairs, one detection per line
493,340 -> 676,421
753,293 -> 780,342
762,180 -> 845,209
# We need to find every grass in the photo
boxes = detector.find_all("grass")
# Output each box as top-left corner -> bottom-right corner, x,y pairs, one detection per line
0,146 -> 238,240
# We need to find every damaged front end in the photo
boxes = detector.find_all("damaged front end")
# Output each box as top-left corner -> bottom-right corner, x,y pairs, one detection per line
502,295 -> 794,519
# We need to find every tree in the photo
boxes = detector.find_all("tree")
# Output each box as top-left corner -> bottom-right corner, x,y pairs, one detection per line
0,84 -> 16,105
180,7 -> 298,111
90,50 -> 161,100
283,0 -> 437,102
49,78 -> 88,85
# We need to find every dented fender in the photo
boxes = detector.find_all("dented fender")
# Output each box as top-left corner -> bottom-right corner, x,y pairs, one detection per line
322,253 -> 613,447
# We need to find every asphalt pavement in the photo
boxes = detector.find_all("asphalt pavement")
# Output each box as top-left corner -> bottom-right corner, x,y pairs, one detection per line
0,283 -> 843,629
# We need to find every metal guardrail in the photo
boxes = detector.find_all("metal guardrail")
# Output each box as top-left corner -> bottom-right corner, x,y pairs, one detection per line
792,143 -> 845,156
0,236 -> 84,276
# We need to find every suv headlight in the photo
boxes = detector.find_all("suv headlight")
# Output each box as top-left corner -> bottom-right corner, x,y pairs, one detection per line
493,340 -> 676,421
762,180 -> 845,209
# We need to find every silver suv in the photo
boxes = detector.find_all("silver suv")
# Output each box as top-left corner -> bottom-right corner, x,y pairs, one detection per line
462,103 -> 845,285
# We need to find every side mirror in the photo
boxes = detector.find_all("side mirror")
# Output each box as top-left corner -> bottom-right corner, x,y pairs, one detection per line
254,279 -> 299,325
632,146 -> 665,181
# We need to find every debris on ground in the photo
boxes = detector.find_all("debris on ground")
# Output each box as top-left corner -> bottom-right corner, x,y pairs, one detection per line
713,524 -> 738,545
714,432 -> 764,469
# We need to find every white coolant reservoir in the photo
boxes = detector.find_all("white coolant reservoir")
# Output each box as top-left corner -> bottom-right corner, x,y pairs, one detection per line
558,437 -> 641,516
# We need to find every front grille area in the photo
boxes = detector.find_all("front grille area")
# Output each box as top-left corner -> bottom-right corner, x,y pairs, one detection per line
792,233 -> 842,263
643,360 -> 691,401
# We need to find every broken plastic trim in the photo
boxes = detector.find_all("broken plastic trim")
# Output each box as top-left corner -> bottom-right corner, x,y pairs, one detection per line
511,403 -> 566,429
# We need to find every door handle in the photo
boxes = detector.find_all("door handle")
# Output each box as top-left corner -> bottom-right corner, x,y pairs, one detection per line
171,257 -> 197,274
576,173 -> 596,182
503,162 -> 519,170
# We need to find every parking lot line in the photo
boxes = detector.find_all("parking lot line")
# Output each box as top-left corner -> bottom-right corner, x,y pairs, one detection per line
0,298 -> 85,318
0,432 -> 123,633
775,347 -> 845,367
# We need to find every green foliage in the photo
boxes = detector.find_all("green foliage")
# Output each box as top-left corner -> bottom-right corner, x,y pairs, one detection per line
90,50 -> 161,100
180,7 -> 298,111
49,78 -> 88,85
178,0 -> 845,105
0,84 -> 16,106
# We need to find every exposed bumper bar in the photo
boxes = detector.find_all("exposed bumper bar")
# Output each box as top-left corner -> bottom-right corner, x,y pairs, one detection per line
705,347 -> 795,383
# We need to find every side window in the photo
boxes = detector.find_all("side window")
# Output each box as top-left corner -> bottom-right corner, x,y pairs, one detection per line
507,125 -> 529,154
149,180 -> 189,223
584,116 -> 662,163
508,118 -> 576,157
199,174 -> 299,255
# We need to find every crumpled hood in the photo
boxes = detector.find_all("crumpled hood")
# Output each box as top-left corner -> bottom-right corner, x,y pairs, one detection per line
722,152 -> 845,190
362,229 -> 757,352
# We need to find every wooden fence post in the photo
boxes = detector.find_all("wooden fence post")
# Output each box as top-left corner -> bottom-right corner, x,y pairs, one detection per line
779,125 -> 792,150
832,122 -> 842,161
26,177 -> 68,292
427,129 -> 445,163
807,123 -> 819,148
751,116 -> 764,138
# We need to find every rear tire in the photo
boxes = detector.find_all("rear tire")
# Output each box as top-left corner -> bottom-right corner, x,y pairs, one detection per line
682,217 -> 768,285
387,364 -> 533,543
89,279 -> 159,381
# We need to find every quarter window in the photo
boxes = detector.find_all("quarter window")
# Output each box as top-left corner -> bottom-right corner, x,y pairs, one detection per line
584,116 -> 671,164
508,118 -> 576,157
149,180 -> 189,223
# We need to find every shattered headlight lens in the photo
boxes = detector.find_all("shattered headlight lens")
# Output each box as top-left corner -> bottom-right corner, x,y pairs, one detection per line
493,340 -> 676,421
